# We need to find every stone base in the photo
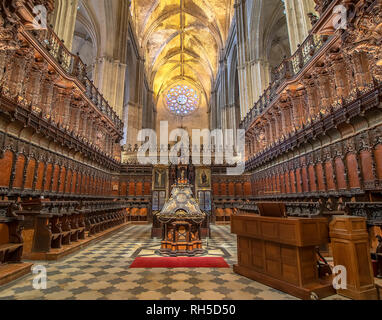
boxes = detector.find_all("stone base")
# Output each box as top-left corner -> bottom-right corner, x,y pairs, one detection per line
155,248 -> 207,257
130,221 -> 150,225
0,263 -> 33,286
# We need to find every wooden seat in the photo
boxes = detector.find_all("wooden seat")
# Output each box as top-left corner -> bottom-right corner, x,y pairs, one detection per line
0,203 -> 24,264
224,208 -> 232,222
0,243 -> 23,263
215,208 -> 224,222
130,208 -> 139,221
139,208 -> 148,221
0,243 -> 23,251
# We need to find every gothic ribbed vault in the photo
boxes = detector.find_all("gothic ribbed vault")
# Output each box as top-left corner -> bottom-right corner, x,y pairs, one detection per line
131,0 -> 235,102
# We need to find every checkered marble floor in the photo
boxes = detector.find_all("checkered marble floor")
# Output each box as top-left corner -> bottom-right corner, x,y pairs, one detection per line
0,225 -> 347,300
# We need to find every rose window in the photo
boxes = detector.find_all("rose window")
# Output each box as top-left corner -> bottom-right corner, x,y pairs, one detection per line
166,85 -> 199,116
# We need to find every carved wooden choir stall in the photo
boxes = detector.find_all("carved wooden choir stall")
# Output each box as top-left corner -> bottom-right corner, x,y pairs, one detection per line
19,199 -> 127,259
0,202 -> 24,265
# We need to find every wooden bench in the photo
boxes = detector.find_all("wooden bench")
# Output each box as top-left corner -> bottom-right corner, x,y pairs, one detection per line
83,201 -> 127,236
20,200 -> 81,252
0,202 -> 24,264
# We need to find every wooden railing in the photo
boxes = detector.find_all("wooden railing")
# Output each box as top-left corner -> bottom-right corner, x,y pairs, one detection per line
241,33 -> 330,130
28,27 -> 123,135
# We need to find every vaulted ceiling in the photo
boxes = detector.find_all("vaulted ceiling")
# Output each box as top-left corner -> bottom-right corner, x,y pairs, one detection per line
131,0 -> 235,101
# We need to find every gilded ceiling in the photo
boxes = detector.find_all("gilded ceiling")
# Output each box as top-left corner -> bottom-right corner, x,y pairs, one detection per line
131,0 -> 235,101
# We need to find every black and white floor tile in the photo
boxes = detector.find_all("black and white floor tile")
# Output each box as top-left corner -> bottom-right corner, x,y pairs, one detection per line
0,225 -> 346,300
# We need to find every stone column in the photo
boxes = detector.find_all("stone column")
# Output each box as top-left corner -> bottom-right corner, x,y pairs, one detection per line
284,0 -> 317,53
51,0 -> 79,51
93,57 -> 127,118
235,0 -> 253,119
250,59 -> 270,105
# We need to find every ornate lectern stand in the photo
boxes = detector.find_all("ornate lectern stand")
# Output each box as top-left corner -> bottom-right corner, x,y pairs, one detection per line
155,183 -> 207,256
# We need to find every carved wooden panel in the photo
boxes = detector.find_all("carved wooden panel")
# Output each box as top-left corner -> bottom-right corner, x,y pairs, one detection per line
335,158 -> 347,190
35,162 -> 45,191
374,145 -> 382,180
360,150 -> 374,184
13,155 -> 26,189
24,159 -> 36,190
44,164 -> 53,191
0,150 -> 13,187
308,165 -> 317,192
136,182 -> 143,196
346,153 -> 361,189
128,182 -> 135,195
120,182 -> 127,196
144,182 -> 151,195
51,165 -> 58,192
325,161 -> 336,191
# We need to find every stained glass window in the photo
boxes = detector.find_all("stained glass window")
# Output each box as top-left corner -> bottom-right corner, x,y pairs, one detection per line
166,85 -> 199,116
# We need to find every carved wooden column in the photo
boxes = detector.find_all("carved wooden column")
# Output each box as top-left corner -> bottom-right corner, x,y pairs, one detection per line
273,109 -> 282,140
314,65 -> 331,113
262,117 -> 272,145
54,87 -> 71,129
70,102 -> 82,135
269,114 -> 276,143
301,76 -> 317,120
40,72 -> 58,118
352,52 -> 372,90
0,50 -> 16,87
25,61 -> 45,112
327,52 -> 349,100
81,112 -> 89,141
287,89 -> 304,129
253,126 -> 261,153
279,100 -> 292,134
324,147 -> 338,191
7,48 -> 34,98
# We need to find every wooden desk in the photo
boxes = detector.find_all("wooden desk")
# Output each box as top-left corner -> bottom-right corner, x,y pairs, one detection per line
231,214 -> 335,300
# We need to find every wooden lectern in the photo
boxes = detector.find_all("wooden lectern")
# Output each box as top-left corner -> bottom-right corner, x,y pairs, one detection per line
232,214 -> 335,300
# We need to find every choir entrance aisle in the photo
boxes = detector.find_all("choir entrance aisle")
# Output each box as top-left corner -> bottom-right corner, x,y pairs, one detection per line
0,224 -> 347,300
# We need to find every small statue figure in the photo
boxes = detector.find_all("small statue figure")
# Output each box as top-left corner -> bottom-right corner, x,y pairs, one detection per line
376,235 -> 382,279
308,12 -> 319,26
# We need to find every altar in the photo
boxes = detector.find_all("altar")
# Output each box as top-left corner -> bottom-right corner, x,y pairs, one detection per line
155,182 -> 207,256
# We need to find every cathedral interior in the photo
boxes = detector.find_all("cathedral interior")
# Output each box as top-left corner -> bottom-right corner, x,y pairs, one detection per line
0,0 -> 382,301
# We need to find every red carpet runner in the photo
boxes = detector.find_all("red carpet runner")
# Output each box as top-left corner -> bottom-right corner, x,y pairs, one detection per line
129,257 -> 230,268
